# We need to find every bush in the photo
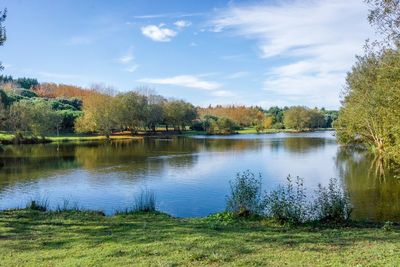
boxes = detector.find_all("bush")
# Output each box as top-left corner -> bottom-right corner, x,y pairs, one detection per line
312,178 -> 352,223
263,176 -> 308,225
226,170 -> 262,216
226,172 -> 353,225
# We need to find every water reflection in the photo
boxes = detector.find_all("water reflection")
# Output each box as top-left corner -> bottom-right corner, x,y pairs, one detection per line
336,147 -> 400,221
0,132 -> 399,221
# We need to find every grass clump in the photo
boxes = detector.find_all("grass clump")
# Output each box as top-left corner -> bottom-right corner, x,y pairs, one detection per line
26,199 -> 49,211
117,189 -> 156,215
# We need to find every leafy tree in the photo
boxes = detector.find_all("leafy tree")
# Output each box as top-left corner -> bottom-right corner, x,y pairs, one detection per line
116,91 -> 148,133
283,107 -> 325,130
366,0 -> 400,45
335,49 -> 400,163
145,94 -> 165,131
8,99 -> 61,138
74,92 -> 118,138
283,107 -> 311,130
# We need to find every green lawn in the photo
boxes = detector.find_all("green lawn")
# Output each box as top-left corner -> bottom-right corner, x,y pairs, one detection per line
0,209 -> 399,266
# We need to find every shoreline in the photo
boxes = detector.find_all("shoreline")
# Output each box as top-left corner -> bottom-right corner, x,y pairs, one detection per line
0,128 -> 335,145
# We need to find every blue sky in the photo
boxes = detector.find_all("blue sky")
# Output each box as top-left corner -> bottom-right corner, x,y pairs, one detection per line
1,0 -> 373,109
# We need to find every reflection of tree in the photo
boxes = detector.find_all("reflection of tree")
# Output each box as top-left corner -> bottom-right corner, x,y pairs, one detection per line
0,138 -> 202,190
201,138 -> 262,153
0,144 -> 79,185
335,147 -> 400,221
283,138 -> 327,153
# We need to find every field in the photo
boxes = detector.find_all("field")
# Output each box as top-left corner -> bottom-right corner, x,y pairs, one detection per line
0,209 -> 399,266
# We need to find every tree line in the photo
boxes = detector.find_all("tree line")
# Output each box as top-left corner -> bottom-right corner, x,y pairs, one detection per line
0,78 -> 337,140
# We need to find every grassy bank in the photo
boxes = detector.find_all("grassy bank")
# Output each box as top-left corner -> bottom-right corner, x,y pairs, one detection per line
0,209 -> 399,266
237,127 -> 335,134
0,128 -> 334,144
0,131 -> 201,144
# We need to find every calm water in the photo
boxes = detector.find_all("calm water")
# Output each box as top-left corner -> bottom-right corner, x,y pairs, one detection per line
0,131 -> 399,221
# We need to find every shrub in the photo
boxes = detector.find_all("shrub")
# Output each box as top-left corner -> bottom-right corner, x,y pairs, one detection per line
263,176 -> 309,225
226,170 -> 262,216
382,221 -> 394,232
312,178 -> 352,223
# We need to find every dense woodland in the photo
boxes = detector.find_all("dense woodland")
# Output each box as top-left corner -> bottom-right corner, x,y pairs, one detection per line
0,76 -> 337,139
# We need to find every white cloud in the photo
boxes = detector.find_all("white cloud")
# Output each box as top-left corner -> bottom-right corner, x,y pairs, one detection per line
139,75 -> 221,90
119,48 -> 134,64
211,90 -> 235,97
212,0 -> 373,108
125,65 -> 139,73
174,20 -> 192,29
141,24 -> 177,42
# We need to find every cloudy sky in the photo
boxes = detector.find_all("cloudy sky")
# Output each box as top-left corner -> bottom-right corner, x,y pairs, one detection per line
1,0 -> 374,109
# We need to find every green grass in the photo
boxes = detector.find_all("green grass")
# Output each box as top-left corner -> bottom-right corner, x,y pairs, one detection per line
0,132 -> 14,141
0,209 -> 399,266
237,127 -> 334,134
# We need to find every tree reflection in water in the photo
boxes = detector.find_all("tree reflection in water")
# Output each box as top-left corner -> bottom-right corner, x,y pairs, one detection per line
336,147 -> 400,221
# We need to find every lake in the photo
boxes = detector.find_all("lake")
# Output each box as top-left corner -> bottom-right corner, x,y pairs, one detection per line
0,131 -> 399,221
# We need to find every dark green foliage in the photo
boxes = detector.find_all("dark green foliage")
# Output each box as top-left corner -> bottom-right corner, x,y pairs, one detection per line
0,89 -> 9,106
17,88 -> 38,98
58,110 -> 82,132
0,75 -> 12,83
199,115 -> 239,134
265,106 -> 288,124
50,98 -> 82,111
0,75 -> 39,89
15,77 -> 39,89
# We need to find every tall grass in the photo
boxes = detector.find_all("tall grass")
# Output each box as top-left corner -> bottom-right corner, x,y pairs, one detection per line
118,189 -> 156,214
26,198 -> 49,211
